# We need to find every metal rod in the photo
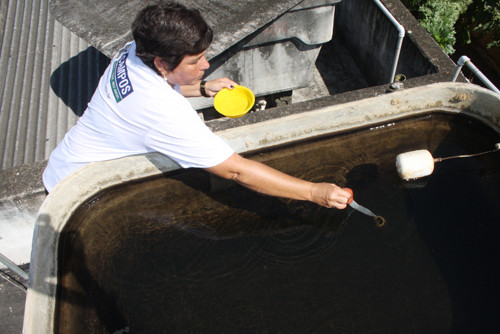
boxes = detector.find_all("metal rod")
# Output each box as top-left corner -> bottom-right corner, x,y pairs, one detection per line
0,252 -> 28,281
434,143 -> 500,163
373,0 -> 405,83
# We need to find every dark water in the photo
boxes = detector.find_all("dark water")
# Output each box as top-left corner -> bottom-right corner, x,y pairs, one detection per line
55,112 -> 500,333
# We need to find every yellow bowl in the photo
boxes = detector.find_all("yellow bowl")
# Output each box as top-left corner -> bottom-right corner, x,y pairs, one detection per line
214,85 -> 255,118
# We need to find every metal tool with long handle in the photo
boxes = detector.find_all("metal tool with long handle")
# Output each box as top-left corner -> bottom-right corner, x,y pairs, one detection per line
349,200 -> 377,217
343,188 -> 386,227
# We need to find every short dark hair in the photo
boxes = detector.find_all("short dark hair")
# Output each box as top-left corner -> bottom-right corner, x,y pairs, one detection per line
132,2 -> 213,74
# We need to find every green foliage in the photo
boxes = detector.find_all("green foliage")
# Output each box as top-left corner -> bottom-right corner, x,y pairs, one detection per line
417,0 -> 472,54
402,0 -> 500,52
457,0 -> 500,49
400,0 -> 426,17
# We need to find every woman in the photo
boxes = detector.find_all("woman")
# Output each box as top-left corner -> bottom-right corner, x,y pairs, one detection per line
43,2 -> 351,209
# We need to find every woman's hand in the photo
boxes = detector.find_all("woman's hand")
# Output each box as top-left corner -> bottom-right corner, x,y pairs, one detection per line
203,77 -> 238,97
311,183 -> 352,209
180,77 -> 238,98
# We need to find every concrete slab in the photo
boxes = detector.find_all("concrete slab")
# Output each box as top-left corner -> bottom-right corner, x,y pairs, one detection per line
0,203 -> 37,267
49,0 -> 335,59
0,267 -> 28,334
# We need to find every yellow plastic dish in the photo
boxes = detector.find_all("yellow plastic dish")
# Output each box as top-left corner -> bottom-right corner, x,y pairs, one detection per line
214,85 -> 255,118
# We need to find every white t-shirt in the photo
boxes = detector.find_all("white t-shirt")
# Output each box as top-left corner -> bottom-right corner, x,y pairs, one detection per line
43,42 -> 234,192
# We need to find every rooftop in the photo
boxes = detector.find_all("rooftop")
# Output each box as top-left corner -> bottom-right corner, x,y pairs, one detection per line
0,0 -> 474,332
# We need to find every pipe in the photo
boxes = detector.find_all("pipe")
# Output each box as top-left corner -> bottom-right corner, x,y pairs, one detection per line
0,252 -> 28,281
373,0 -> 405,83
451,56 -> 500,95
450,55 -> 469,82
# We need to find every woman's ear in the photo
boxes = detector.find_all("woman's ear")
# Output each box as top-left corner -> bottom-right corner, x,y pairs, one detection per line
153,57 -> 168,77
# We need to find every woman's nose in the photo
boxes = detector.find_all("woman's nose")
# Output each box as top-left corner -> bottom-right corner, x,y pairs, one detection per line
200,56 -> 210,70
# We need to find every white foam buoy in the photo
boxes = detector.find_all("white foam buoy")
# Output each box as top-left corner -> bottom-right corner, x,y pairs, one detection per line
396,149 -> 435,180
396,143 -> 500,181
